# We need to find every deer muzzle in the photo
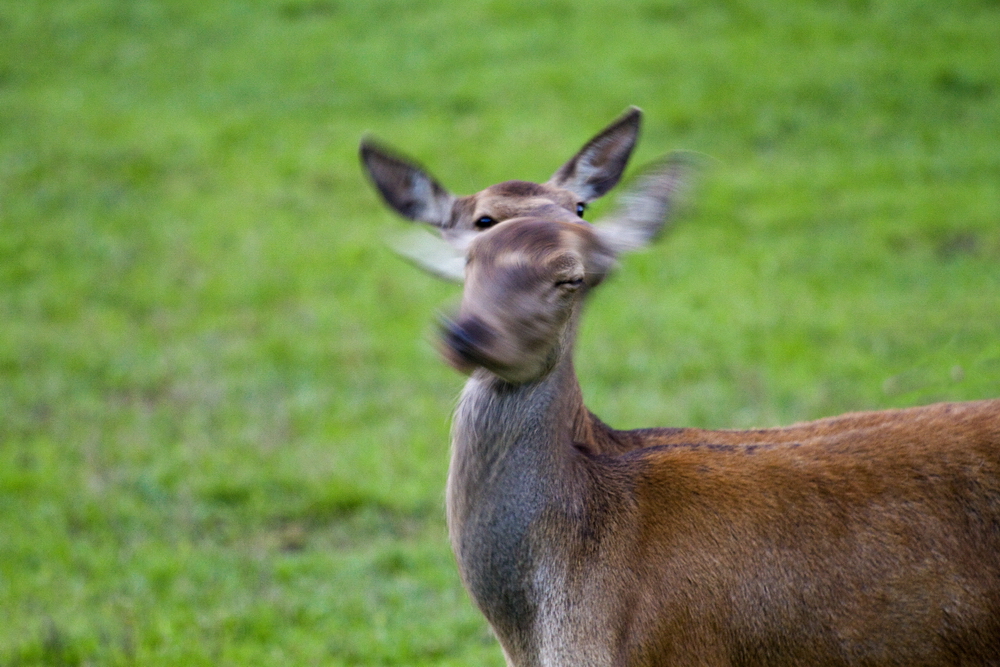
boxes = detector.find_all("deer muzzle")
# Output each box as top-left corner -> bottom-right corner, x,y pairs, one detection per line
440,315 -> 497,375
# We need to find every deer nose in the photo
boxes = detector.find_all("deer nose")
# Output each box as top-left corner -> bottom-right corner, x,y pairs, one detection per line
442,316 -> 495,367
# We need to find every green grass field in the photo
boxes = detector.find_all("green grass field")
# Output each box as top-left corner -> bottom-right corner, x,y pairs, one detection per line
2,0 -> 999,664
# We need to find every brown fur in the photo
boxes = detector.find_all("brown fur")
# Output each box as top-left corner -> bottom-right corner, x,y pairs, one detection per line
441,217 -> 1000,667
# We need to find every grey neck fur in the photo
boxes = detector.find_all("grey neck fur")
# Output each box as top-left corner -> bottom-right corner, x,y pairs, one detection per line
445,324 -> 588,664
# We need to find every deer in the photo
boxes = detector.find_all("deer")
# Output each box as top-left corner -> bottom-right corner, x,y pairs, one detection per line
361,113 -> 1000,666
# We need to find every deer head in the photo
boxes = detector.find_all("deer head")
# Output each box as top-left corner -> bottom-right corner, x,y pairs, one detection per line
439,218 -> 610,384
436,173 -> 697,385
360,108 -> 692,380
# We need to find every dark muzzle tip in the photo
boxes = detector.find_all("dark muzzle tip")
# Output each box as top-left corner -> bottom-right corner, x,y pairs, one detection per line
438,315 -> 494,371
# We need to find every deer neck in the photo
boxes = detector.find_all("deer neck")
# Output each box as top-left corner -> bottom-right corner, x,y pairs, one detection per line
444,326 -> 590,656
450,299 -> 586,468
448,345 -> 587,516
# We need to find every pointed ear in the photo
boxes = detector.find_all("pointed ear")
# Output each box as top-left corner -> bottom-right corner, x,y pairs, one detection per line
389,228 -> 467,283
593,152 -> 697,256
360,138 -> 456,228
547,106 -> 642,202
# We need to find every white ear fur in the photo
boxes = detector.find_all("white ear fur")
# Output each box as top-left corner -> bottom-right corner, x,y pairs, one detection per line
389,227 -> 467,282
594,153 -> 697,256
440,228 -> 477,254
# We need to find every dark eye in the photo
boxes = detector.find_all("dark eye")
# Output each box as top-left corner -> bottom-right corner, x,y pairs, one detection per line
556,277 -> 585,289
576,203 -> 586,217
475,216 -> 497,229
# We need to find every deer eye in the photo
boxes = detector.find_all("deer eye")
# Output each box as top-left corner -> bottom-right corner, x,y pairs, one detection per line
555,277 -> 585,290
576,203 -> 586,217
475,216 -> 497,229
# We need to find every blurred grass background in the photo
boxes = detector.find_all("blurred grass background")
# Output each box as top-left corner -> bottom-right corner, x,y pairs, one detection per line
1,0 -> 998,664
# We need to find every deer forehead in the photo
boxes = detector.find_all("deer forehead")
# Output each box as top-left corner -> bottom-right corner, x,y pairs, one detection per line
472,181 -> 578,216
468,219 -> 595,276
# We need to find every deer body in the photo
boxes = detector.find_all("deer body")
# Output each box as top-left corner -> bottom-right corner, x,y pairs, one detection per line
442,218 -> 1000,666
361,110 -> 1000,665
450,355 -> 1000,666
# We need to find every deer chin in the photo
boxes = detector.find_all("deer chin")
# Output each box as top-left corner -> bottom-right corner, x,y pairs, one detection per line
438,337 -> 551,385
483,361 -> 550,386
438,340 -> 479,376
454,346 -> 555,385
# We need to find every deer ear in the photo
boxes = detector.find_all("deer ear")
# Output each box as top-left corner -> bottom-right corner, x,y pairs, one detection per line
593,153 -> 697,256
547,107 -> 642,203
360,138 -> 457,228
389,227 -> 467,283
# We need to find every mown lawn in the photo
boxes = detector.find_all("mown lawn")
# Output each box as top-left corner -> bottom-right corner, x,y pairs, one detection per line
1,1 -> 998,664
